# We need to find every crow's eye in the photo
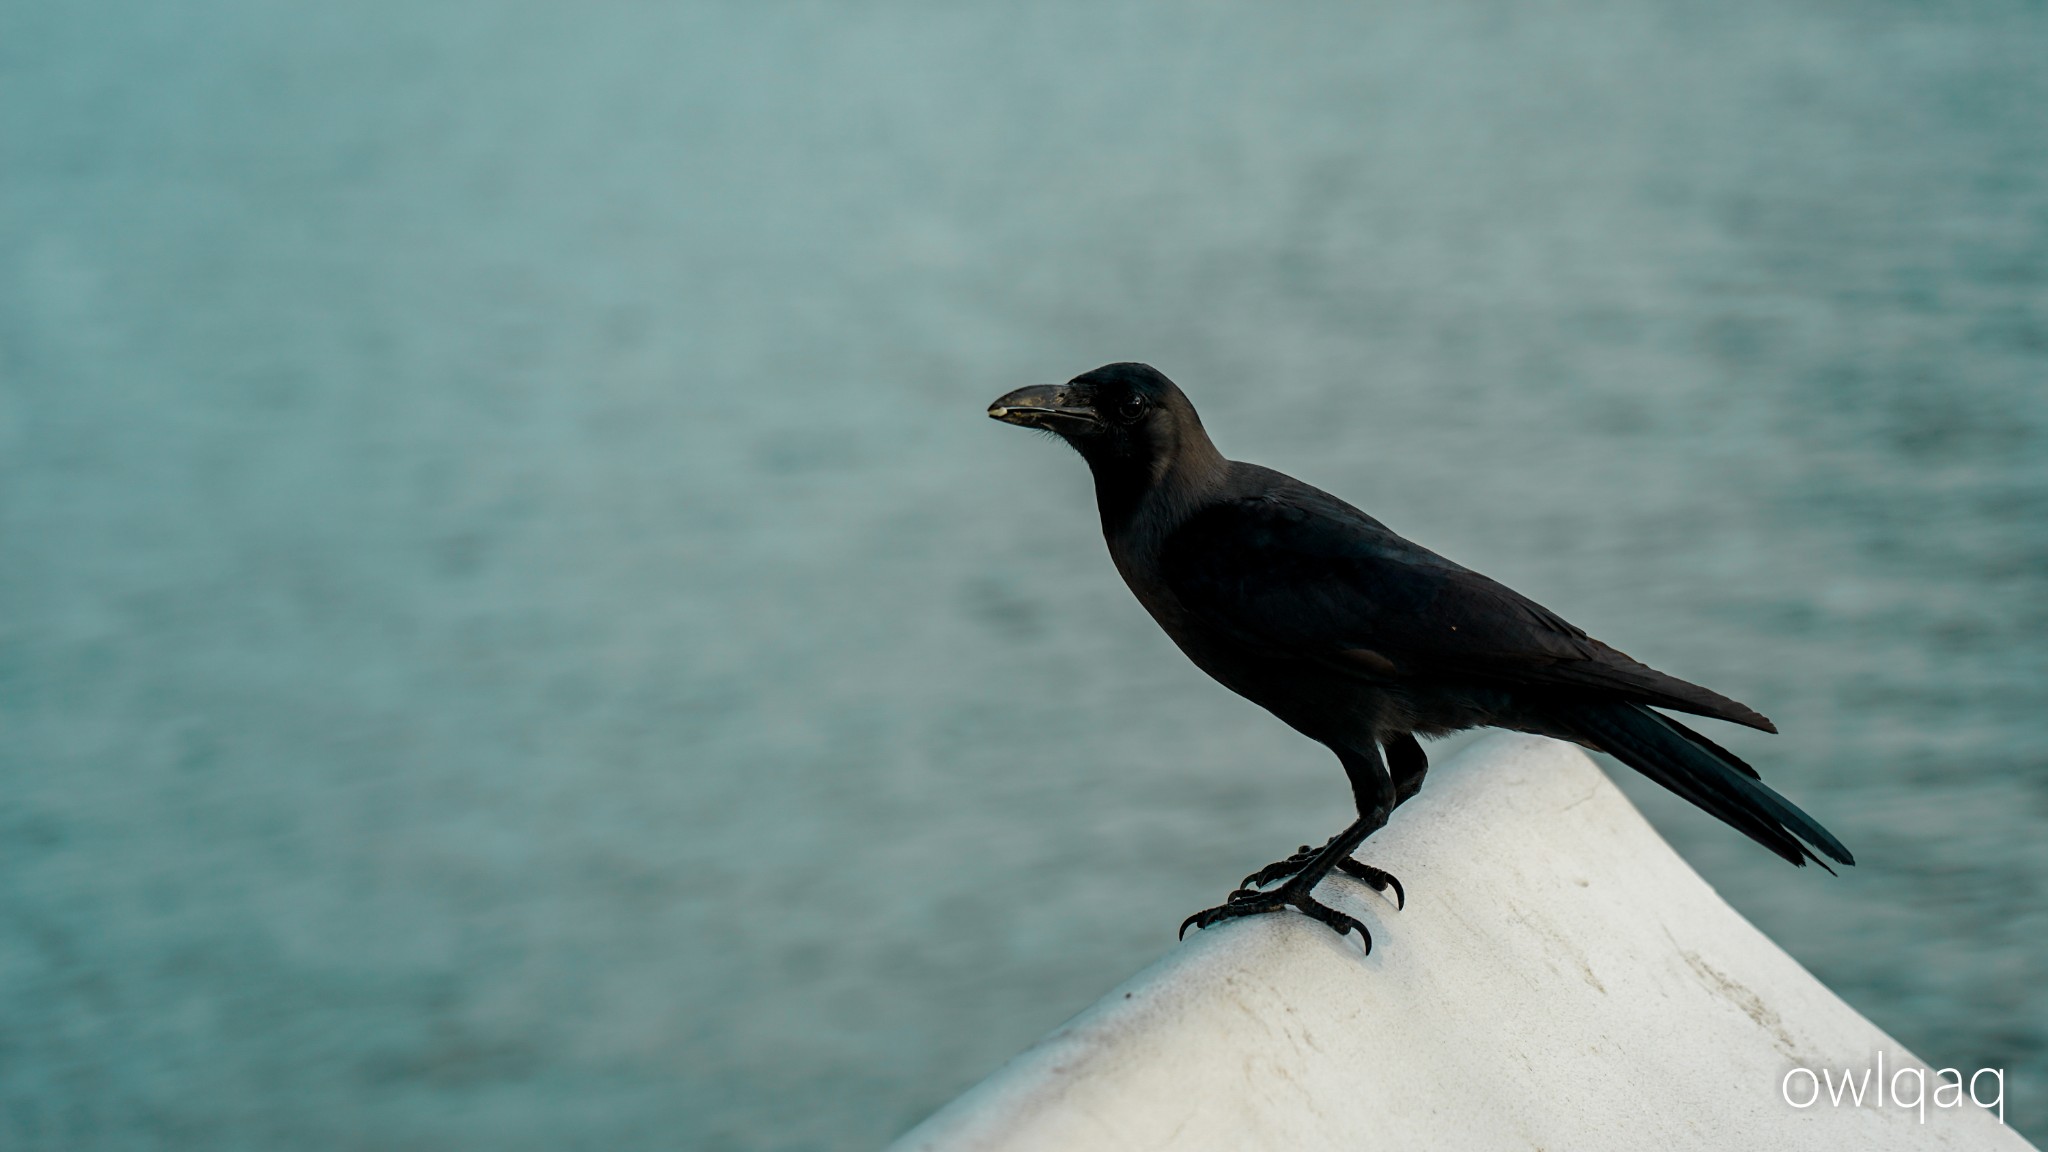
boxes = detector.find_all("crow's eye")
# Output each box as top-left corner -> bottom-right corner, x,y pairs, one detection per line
1117,396 -> 1148,423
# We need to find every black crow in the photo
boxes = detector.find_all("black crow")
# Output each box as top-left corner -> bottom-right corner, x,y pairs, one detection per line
989,362 -> 1852,951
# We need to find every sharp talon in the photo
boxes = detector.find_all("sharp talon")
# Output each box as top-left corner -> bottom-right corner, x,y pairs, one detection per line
1335,859 -> 1406,911
1243,843 -> 1329,891
1242,863 -> 1288,889
1299,901 -> 1373,954
1189,832 -> 1398,951
1178,874 -> 1381,952
1341,915 -> 1372,953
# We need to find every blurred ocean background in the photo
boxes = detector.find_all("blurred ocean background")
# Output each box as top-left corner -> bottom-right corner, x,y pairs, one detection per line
3,1 -> 2045,1147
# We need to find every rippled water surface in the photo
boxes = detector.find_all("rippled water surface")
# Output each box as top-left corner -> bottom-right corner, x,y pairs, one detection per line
4,2 -> 2045,1147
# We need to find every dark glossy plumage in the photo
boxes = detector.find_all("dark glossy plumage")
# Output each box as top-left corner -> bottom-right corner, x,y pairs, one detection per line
1157,472 -> 1777,732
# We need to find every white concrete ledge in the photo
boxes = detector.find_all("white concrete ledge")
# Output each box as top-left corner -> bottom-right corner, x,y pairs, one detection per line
891,734 -> 2033,1152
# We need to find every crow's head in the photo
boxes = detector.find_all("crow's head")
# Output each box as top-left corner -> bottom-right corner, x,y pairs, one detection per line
987,362 -> 1206,471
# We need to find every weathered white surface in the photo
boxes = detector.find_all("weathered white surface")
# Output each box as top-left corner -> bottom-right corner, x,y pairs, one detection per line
891,734 -> 2033,1152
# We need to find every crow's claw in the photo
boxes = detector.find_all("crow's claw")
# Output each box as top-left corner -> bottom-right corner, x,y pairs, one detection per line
1178,881 -> 1375,953
1239,836 -> 1339,889
1298,899 -> 1373,949
1241,855 -> 1311,889
1242,850 -> 1405,911
1336,859 -> 1405,910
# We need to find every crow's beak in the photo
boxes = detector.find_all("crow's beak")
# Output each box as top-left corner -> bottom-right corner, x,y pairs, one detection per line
988,384 -> 1102,434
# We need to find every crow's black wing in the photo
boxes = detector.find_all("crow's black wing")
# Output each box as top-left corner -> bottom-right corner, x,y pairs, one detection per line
1158,484 -> 1774,731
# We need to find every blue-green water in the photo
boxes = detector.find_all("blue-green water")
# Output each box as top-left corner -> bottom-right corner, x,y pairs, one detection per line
3,2 -> 2044,1147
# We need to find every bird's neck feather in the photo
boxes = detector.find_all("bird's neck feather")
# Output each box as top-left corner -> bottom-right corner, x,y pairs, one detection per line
1087,432 -> 1228,544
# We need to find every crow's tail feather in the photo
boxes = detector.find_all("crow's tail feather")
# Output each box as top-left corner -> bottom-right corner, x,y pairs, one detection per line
1562,703 -> 1854,871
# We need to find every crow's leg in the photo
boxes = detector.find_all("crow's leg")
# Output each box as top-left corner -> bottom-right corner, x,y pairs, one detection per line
1182,745 -> 1402,951
1233,737 -> 1416,904
1386,731 -> 1429,806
